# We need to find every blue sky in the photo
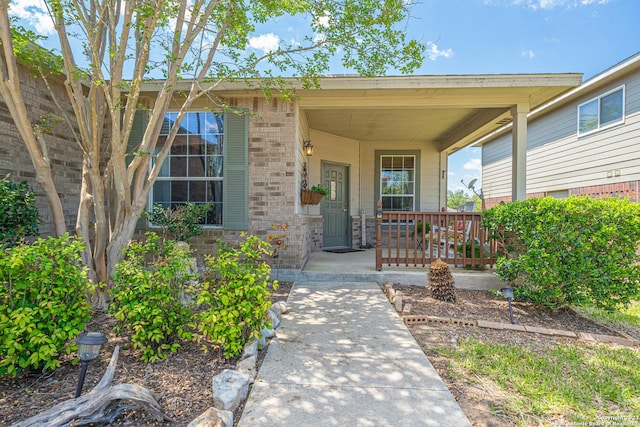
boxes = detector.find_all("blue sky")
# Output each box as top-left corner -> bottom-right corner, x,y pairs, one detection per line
10,0 -> 639,194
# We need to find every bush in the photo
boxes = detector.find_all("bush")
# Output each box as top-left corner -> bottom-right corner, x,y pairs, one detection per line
0,176 -> 40,248
483,196 -> 640,311
109,233 -> 197,362
197,234 -> 276,358
0,235 -> 93,376
143,203 -> 211,243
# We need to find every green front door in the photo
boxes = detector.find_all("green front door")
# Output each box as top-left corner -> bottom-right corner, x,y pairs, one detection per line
321,162 -> 350,248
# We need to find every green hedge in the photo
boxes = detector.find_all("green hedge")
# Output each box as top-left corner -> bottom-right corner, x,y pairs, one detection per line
483,197 -> 640,311
0,235 -> 93,376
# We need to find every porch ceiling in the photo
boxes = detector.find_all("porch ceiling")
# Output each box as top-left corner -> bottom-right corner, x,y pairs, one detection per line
298,74 -> 583,153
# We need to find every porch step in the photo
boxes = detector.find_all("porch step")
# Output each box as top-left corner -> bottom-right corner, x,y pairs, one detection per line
272,268 -> 502,291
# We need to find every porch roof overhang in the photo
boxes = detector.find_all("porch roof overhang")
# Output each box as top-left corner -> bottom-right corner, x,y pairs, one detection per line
295,73 -> 582,154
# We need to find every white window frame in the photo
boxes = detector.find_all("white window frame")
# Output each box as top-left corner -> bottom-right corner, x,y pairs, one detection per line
577,85 -> 625,136
379,154 -> 416,211
149,111 -> 224,227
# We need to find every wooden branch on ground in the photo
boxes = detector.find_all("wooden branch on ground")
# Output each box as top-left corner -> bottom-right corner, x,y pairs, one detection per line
11,346 -> 173,427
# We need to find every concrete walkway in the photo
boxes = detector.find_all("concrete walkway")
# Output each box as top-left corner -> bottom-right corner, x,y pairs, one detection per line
238,281 -> 471,427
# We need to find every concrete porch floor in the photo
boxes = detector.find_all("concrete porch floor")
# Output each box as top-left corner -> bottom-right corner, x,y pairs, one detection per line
273,248 -> 503,291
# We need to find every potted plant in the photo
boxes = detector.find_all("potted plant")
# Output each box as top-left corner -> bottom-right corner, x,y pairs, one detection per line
301,184 -> 329,205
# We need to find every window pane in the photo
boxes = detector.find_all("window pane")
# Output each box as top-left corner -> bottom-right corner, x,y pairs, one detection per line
381,156 -> 392,169
207,156 -> 224,177
579,100 -> 598,134
170,156 -> 187,177
171,181 -> 188,201
208,181 -> 223,204
171,135 -> 188,155
188,156 -> 206,177
188,135 -> 205,155
600,89 -> 623,126
189,181 -> 207,202
205,135 -> 223,155
152,181 -> 171,204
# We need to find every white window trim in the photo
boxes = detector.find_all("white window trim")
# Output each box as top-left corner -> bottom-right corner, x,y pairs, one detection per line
379,154 -> 416,211
577,84 -> 625,137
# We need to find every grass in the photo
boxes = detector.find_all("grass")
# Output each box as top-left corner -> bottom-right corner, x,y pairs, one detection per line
574,300 -> 640,334
436,339 -> 640,425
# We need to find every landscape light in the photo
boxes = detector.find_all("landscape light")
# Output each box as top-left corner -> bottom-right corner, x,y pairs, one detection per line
501,286 -> 515,325
75,332 -> 107,398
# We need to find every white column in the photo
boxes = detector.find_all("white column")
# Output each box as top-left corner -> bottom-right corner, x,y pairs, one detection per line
439,151 -> 448,210
511,103 -> 529,201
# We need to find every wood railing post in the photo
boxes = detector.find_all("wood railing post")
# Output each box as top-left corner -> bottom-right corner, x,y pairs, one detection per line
375,200 -> 382,271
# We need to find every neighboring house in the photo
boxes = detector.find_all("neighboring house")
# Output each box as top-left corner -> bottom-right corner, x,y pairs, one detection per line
1,60 -> 581,269
481,52 -> 640,208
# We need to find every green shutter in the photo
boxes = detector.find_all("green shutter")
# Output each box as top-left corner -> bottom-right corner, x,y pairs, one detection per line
223,110 -> 248,230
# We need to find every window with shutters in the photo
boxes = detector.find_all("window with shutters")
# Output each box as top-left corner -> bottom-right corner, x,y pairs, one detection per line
151,112 -> 224,226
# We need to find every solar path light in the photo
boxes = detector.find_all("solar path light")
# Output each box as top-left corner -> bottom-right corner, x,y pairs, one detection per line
501,286 -> 515,324
75,332 -> 107,398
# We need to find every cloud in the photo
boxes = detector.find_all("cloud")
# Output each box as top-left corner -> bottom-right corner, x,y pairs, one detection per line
522,49 -> 535,59
464,158 -> 482,172
487,0 -> 610,9
248,33 -> 281,53
9,0 -> 55,35
425,41 -> 454,61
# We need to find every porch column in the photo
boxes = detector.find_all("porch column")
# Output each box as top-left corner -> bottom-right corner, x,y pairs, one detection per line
511,103 -> 529,201
439,151 -> 448,209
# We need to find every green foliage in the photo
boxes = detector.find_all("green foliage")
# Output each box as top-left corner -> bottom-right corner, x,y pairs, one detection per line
310,184 -> 330,196
143,203 -> 212,243
109,233 -> 197,362
0,176 -> 40,248
0,235 -> 92,376
483,196 -> 640,311
447,189 -> 482,212
197,234 -> 276,358
415,221 -> 430,235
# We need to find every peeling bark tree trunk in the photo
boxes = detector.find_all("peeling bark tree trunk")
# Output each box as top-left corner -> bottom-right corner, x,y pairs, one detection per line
10,346 -> 172,427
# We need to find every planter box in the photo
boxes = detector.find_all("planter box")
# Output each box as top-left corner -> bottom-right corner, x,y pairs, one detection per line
300,189 -> 324,205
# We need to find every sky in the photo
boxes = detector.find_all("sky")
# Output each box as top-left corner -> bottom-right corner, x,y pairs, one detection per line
9,0 -> 640,195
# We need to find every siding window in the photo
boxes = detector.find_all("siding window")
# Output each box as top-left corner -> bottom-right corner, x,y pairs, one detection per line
578,85 -> 625,135
151,112 -> 224,225
380,155 -> 415,211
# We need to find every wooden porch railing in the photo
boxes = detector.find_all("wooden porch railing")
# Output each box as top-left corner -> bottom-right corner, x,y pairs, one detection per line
375,203 -> 497,270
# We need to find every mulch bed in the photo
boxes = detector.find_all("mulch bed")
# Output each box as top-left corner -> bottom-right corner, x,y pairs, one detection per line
0,282 -> 292,427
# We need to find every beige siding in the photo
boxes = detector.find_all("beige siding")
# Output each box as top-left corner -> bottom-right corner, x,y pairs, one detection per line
482,68 -> 640,200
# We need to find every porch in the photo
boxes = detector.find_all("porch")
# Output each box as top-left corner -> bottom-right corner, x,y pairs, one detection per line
274,246 -> 502,291
374,209 -> 497,271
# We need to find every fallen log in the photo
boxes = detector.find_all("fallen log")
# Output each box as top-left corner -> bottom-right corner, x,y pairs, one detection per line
11,346 -> 173,427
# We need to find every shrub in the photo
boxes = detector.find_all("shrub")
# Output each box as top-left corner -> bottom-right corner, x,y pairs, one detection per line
109,232 -> 197,362
143,203 -> 211,243
483,196 -> 640,311
0,176 -> 40,248
0,235 -> 93,376
197,234 -> 276,358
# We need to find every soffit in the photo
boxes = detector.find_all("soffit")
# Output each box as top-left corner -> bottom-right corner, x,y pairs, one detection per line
296,75 -> 582,153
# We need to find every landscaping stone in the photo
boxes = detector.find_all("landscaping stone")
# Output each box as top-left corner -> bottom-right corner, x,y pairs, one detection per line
236,354 -> 258,382
242,340 -> 258,360
268,308 -> 280,329
261,325 -> 276,339
188,407 -> 233,427
272,300 -> 288,314
257,334 -> 267,350
395,291 -> 403,312
211,370 -> 251,413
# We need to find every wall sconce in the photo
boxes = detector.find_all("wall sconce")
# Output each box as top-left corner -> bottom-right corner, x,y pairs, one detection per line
75,332 -> 107,398
303,140 -> 314,156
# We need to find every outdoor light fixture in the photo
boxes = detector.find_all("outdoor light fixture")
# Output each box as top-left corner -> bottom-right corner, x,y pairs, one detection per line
501,286 -> 515,324
75,332 -> 107,398
303,140 -> 314,156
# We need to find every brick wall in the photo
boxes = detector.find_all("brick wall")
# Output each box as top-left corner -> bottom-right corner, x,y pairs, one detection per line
0,64 -> 82,236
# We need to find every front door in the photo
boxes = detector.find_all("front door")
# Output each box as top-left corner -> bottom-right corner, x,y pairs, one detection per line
321,162 -> 350,248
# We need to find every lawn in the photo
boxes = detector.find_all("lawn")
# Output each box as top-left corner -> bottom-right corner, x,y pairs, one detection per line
436,339 -> 640,425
